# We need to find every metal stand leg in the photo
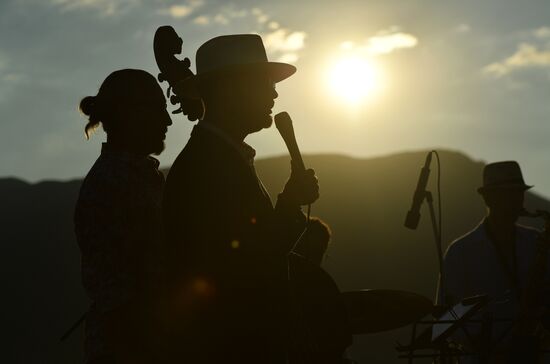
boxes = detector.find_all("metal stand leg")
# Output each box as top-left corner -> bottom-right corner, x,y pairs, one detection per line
425,191 -> 444,301
478,311 -> 494,364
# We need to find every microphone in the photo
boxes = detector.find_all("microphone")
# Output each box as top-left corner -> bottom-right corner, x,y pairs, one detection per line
404,152 -> 433,230
274,112 -> 306,173
274,111 -> 312,225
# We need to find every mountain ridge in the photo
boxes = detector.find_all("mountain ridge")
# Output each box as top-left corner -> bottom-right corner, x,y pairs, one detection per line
2,149 -> 548,363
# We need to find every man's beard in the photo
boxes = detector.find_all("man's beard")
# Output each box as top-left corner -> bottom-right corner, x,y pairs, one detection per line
246,114 -> 273,134
151,140 -> 165,156
263,114 -> 274,128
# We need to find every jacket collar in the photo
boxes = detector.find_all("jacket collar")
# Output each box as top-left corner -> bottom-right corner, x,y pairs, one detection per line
195,122 -> 256,165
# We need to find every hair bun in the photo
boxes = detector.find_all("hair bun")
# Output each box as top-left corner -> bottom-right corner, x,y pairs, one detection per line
79,96 -> 96,116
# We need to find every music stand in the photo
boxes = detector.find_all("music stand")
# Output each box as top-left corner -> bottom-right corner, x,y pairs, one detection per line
397,295 -> 491,363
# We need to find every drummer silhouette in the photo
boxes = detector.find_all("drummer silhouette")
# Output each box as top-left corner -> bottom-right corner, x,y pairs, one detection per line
293,217 -> 331,265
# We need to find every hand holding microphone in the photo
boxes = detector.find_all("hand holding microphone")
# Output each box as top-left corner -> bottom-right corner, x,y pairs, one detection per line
275,112 -> 320,206
282,164 -> 319,206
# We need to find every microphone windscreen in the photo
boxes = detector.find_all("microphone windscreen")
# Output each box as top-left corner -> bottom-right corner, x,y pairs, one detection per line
274,111 -> 293,137
274,112 -> 305,172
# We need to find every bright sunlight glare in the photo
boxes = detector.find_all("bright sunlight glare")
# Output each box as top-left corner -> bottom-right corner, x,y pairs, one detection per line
327,56 -> 383,105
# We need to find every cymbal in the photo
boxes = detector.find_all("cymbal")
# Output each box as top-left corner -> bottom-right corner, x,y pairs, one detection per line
341,289 -> 433,334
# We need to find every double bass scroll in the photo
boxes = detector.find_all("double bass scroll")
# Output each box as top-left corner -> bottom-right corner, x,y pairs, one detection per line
153,25 -> 203,121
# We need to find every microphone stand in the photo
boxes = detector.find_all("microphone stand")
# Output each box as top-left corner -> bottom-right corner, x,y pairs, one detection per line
405,151 -> 445,306
425,190 -> 444,303
407,186 -> 446,362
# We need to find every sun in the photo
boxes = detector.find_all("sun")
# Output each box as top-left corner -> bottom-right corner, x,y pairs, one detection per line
326,56 -> 383,105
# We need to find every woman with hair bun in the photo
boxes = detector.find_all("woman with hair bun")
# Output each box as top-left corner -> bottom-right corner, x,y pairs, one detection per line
74,69 -> 172,364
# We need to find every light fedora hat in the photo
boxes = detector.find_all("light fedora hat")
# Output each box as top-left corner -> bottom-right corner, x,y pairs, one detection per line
180,34 -> 296,98
477,161 -> 533,194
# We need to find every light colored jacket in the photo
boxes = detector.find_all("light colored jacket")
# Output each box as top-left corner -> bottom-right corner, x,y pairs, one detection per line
439,219 -> 550,363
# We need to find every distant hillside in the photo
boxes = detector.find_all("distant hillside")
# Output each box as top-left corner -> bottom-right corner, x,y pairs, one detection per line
2,150 -> 549,363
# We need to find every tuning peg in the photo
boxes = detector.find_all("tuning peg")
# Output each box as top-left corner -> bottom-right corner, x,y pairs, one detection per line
172,108 -> 183,114
158,73 -> 166,82
183,57 -> 191,68
170,95 -> 179,105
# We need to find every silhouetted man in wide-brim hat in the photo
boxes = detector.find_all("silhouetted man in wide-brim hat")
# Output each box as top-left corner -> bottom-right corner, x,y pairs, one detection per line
162,34 -> 320,364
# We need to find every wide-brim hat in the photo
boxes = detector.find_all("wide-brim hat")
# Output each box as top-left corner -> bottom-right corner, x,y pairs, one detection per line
179,34 -> 296,98
477,161 -> 533,194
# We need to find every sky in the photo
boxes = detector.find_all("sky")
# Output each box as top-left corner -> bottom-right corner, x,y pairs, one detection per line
0,0 -> 549,196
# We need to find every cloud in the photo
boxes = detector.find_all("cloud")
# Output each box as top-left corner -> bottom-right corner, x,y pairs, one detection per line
188,4 -> 306,63
263,29 -> 306,52
50,0 -> 138,16
158,0 -> 203,19
454,23 -> 471,33
191,4 -> 248,26
2,72 -> 27,84
213,13 -> 229,25
256,9 -> 306,63
484,26 -> 550,78
339,28 -> 418,57
534,27 -> 550,39
193,15 -> 209,25
484,43 -> 550,77
162,5 -> 193,18
262,28 -> 306,62
268,21 -> 279,30
252,8 -> 269,24
0,50 -> 28,104
0,52 -> 21,82
364,31 -> 418,55
277,53 -> 299,63
0,53 -> 9,100
340,41 -> 355,51
219,6 -> 247,19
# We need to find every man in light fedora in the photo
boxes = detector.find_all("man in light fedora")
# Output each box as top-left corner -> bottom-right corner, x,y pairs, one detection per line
439,161 -> 550,363
162,34 -> 321,363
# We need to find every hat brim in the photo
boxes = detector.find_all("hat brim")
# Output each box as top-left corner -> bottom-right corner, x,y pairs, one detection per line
178,62 -> 296,99
477,184 -> 533,194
